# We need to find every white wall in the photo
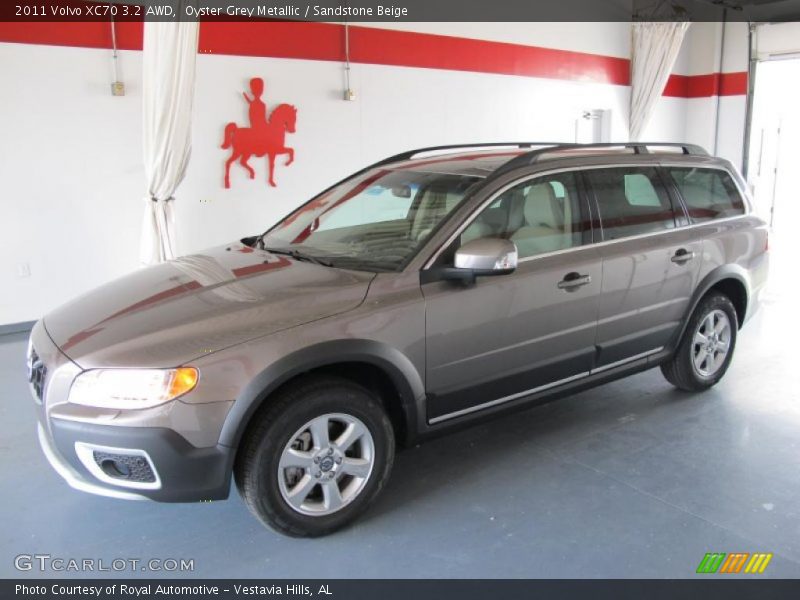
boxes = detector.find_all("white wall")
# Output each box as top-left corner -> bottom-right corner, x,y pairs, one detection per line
747,24 -> 800,226
0,43 -> 145,326
754,21 -> 800,59
682,21 -> 749,166
0,23 -> 692,325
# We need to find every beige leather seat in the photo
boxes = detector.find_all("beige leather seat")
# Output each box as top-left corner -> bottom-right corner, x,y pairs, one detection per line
461,208 -> 507,244
510,183 -> 570,256
461,221 -> 494,244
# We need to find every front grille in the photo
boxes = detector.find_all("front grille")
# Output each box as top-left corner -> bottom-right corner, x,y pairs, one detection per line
92,451 -> 156,483
27,347 -> 47,403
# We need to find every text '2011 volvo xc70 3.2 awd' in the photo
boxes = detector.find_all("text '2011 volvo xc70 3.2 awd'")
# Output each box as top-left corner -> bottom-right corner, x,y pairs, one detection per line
29,142 -> 768,536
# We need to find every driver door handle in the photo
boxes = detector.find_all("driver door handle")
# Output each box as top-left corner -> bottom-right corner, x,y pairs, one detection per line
671,248 -> 696,264
558,272 -> 592,290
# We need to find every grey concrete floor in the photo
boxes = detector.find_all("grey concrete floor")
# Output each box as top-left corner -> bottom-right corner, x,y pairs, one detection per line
1,239 -> 799,579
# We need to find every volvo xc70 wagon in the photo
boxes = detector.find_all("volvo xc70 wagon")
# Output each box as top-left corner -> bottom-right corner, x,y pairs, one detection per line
29,142 -> 768,536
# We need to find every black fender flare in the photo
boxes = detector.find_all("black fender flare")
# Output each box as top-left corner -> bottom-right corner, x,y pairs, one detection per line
668,264 -> 751,352
218,339 -> 425,450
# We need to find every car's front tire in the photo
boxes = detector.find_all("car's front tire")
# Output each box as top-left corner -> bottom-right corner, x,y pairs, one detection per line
234,377 -> 395,537
661,292 -> 738,392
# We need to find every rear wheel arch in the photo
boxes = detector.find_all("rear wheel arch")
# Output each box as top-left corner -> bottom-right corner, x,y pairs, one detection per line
219,341 -> 423,452
707,278 -> 747,328
674,268 -> 750,350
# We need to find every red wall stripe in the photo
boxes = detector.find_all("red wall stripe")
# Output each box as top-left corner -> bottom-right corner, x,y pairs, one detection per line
199,21 -> 339,61
717,72 -> 748,96
662,74 -> 690,98
0,21 -> 747,97
664,71 -> 747,97
0,21 -> 143,50
198,21 -> 631,85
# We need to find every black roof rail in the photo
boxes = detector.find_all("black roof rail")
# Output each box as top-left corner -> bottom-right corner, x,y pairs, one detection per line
371,142 -> 567,168
492,142 -> 709,177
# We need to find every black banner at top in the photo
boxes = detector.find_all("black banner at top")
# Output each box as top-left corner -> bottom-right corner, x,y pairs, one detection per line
4,0 -> 800,22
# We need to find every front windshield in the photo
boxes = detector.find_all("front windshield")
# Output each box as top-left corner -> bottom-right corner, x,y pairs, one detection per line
261,168 -> 481,272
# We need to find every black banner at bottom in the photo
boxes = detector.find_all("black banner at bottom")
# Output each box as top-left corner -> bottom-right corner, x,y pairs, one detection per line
5,579 -> 800,600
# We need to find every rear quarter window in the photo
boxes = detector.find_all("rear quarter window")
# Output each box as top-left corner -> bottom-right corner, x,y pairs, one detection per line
667,167 -> 745,223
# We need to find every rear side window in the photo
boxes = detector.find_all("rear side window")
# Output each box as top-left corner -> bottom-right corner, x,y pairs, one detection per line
624,173 -> 662,206
667,167 -> 745,222
586,167 -> 676,240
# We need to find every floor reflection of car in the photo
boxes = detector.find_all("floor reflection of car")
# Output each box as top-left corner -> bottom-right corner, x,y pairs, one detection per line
29,142 -> 768,536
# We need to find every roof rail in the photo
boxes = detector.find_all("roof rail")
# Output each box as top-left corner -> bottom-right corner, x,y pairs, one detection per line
371,142 -> 565,168
493,142 -> 709,176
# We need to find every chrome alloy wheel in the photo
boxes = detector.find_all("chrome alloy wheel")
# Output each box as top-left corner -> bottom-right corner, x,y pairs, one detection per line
277,413 -> 375,516
692,309 -> 732,378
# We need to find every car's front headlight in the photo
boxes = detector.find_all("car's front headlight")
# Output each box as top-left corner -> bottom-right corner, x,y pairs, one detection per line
68,368 -> 199,409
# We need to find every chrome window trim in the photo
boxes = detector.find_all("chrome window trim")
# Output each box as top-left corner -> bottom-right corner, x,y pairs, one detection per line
422,162 -> 750,271
591,347 -> 664,374
511,214 -> 748,265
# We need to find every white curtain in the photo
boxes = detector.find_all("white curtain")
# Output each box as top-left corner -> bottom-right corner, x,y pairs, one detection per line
139,19 -> 199,265
629,21 -> 690,141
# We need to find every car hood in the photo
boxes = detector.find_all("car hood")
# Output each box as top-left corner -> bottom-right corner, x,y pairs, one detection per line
44,243 -> 375,368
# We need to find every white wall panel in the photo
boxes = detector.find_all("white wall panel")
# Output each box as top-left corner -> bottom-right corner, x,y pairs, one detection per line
0,44 -> 144,325
755,22 -> 800,59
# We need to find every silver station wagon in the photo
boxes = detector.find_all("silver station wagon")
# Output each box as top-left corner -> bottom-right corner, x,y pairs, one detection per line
28,142 -> 768,536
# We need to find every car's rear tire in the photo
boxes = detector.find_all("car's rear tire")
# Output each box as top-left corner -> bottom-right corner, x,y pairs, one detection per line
234,376 -> 395,537
661,292 -> 738,392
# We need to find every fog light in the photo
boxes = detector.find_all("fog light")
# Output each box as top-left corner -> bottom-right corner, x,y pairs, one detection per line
99,458 -> 131,479
75,443 -> 161,490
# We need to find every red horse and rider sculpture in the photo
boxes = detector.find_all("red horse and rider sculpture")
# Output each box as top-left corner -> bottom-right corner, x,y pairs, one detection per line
221,77 -> 298,188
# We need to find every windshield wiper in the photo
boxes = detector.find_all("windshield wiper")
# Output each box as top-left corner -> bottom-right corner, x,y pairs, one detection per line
262,247 -> 334,268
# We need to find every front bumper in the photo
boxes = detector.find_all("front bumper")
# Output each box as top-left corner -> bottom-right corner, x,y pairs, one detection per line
30,320 -> 235,503
37,422 -> 147,500
37,419 -> 233,502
